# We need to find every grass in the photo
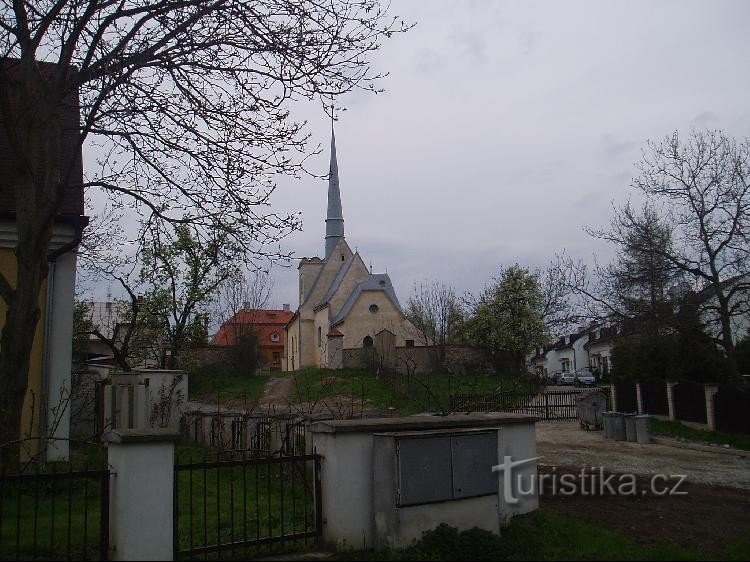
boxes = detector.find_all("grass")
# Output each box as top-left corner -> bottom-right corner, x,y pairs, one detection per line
189,365 -> 271,403
0,462 -> 107,560
173,451 -> 318,560
287,368 -> 524,416
650,419 -> 750,451
342,511 -> 750,561
0,441 -> 316,561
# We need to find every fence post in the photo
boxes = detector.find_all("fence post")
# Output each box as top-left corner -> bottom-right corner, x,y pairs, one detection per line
104,428 -> 182,561
609,384 -> 617,412
704,385 -> 719,431
635,383 -> 644,415
666,381 -> 677,421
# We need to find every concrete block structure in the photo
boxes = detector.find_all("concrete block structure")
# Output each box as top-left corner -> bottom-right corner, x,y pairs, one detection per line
310,414 -> 538,551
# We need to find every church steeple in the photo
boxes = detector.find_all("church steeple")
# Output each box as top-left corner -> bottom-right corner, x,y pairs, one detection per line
325,125 -> 344,259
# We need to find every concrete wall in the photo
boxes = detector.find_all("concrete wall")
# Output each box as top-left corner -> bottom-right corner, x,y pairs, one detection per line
343,344 -> 489,375
311,415 -> 538,551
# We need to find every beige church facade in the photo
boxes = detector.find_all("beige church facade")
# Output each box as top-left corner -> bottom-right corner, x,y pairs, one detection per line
286,130 -> 421,370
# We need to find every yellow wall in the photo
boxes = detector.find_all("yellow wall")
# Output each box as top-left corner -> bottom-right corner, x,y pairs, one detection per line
0,248 -> 47,459
339,291 -> 420,350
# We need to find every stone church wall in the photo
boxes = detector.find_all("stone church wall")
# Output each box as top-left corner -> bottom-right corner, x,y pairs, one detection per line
342,344 -> 490,375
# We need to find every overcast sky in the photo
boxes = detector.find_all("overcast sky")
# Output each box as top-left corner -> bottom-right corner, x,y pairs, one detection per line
81,0 -> 750,312
259,0 -> 750,309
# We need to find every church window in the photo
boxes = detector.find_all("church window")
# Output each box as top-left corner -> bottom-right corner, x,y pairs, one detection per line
369,304 -> 379,314
405,340 -> 415,348
318,327 -> 322,347
270,332 -> 280,343
379,280 -> 386,287
363,336 -> 373,348
341,254 -> 345,261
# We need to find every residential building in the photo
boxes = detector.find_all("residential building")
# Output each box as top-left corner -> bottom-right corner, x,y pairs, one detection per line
0,62 -> 88,461
211,306 -> 294,371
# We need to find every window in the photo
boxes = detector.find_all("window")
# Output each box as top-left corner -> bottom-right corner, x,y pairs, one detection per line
363,336 -> 373,348
561,358 -> 570,373
318,326 -> 322,347
405,339 -> 415,348
369,304 -> 379,314
270,332 -> 280,343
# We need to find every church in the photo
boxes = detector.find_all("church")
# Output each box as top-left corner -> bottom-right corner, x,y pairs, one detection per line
285,129 -> 422,370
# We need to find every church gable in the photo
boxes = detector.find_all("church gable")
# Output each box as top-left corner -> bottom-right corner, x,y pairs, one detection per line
324,253 -> 369,317
300,238 -> 354,312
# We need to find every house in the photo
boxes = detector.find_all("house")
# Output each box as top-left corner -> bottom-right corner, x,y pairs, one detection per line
0,60 -> 88,461
529,323 -> 619,380
285,128 -> 422,370
583,324 -> 619,378
211,306 -> 294,371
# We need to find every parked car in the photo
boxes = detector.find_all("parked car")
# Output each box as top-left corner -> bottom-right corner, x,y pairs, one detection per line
559,371 -> 576,385
546,371 -> 561,385
574,370 -> 596,387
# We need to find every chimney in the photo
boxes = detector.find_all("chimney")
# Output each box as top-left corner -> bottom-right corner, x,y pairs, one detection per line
283,303 -> 291,312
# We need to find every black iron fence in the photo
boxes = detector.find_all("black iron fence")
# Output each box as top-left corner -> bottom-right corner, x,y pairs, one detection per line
714,386 -> 750,434
173,453 -> 322,560
673,381 -> 707,424
449,389 -> 610,420
0,463 -> 110,561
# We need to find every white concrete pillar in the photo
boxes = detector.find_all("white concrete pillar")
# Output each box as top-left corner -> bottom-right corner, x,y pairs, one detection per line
104,429 -> 181,561
45,251 -> 78,462
704,385 -> 719,431
666,381 -> 677,421
609,384 -> 617,412
635,383 -> 644,415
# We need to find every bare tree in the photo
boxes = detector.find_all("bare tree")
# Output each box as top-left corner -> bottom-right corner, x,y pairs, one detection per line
0,1 -> 408,457
600,131 -> 750,379
405,280 -> 463,369
215,270 -> 274,343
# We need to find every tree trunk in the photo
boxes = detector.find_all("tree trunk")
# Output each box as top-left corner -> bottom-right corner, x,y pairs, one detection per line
0,64 -> 62,465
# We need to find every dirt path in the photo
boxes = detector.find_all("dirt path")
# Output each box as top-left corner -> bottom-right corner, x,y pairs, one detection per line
258,376 -> 295,407
536,421 -> 750,490
536,421 -> 750,555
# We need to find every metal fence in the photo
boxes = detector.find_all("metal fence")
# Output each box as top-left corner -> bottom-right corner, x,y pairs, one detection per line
449,389 -> 609,420
182,412 -> 308,457
173,453 -> 322,560
0,463 -> 110,561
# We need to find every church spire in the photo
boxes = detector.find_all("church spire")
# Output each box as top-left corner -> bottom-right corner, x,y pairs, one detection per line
325,123 -> 344,259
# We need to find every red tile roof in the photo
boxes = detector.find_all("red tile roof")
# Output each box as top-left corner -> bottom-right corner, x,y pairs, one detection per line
210,309 -> 294,347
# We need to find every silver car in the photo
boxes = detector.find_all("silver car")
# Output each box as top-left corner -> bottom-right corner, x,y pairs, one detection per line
559,372 -> 576,385
575,370 -> 596,387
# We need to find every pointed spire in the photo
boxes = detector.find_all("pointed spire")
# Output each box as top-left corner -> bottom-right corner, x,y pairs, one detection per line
325,120 -> 344,259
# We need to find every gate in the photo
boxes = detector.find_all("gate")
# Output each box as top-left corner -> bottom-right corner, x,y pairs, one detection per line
614,382 -> 637,413
673,381 -> 707,423
449,389 -> 610,420
0,462 -> 110,560
640,380 -> 669,415
173,453 -> 322,560
714,386 -> 750,434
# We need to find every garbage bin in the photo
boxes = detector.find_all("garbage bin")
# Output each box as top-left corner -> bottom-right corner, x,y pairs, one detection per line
611,412 -> 627,441
635,415 -> 651,444
624,414 -> 638,442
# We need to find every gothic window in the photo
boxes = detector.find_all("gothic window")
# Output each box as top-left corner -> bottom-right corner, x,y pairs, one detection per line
318,326 -> 322,347
363,336 -> 373,348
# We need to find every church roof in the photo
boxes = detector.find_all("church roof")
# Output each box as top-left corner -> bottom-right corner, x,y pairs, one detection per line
331,273 -> 403,327
314,251 -> 364,310
325,126 -> 344,258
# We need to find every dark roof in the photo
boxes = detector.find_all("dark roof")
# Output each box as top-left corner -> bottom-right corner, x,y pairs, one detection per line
0,58 -> 84,217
